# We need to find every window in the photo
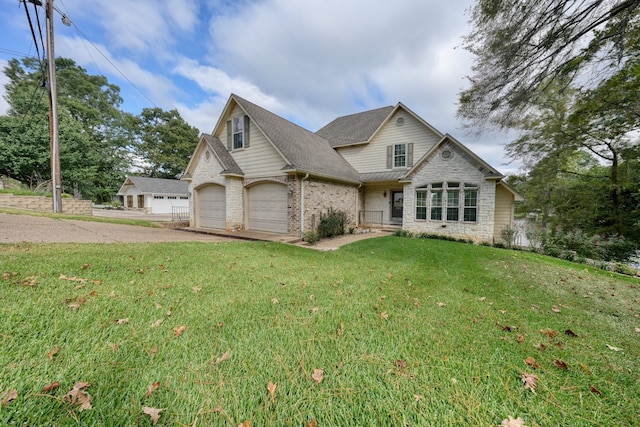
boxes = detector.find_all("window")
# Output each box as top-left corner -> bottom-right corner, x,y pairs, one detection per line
394,144 -> 406,167
447,189 -> 459,221
464,185 -> 478,222
154,195 -> 164,200
415,182 -> 478,223
168,196 -> 177,200
416,190 -> 427,220
233,117 -> 244,149
180,196 -> 188,200
430,190 -> 442,220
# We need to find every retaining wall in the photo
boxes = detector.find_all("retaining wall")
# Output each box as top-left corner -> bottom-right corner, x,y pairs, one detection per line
0,194 -> 93,216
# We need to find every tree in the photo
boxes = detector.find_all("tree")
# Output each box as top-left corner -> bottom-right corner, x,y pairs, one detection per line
132,107 -> 199,179
0,57 -> 131,202
458,0 -> 640,131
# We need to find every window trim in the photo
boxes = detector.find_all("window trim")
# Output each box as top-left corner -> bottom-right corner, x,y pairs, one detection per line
415,182 -> 479,223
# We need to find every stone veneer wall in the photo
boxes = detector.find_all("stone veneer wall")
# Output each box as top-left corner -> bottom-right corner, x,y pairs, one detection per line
0,194 -> 93,215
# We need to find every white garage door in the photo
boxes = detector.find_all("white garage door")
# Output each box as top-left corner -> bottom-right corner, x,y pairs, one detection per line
248,182 -> 288,233
197,185 -> 226,229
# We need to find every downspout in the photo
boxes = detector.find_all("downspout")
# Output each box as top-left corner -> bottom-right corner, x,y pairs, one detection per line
356,183 -> 362,228
300,174 -> 310,238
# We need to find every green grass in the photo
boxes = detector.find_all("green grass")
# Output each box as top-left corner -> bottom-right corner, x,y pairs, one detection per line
0,237 -> 638,426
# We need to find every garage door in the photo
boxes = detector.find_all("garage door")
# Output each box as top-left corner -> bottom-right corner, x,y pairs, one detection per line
248,182 -> 288,233
197,185 -> 226,229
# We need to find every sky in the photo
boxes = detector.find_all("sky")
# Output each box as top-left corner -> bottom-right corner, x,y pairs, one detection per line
0,0 -> 521,175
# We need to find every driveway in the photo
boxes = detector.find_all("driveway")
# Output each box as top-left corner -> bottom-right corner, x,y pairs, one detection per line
0,213 -> 230,243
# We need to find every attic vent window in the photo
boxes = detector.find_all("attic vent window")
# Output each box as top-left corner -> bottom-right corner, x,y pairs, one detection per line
205,150 -> 211,160
441,149 -> 453,160
395,117 -> 404,126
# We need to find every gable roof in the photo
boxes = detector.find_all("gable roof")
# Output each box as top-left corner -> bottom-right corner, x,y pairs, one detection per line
230,94 -> 361,183
402,134 -> 504,182
118,176 -> 188,195
201,134 -> 244,176
316,102 -> 443,148
316,106 -> 394,147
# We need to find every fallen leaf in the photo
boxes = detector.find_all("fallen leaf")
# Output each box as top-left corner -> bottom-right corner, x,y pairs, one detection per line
635,327 -> 640,333
520,372 -> 538,393
65,381 -> 92,411
2,272 -> 13,280
115,318 -> 129,324
1,389 -> 17,407
47,347 -> 59,361
396,359 -> 407,369
109,343 -> 119,351
498,323 -> 518,332
238,421 -> 251,427
517,334 -> 525,343
540,328 -> 559,338
525,357 -> 540,369
59,274 -> 87,283
380,311 -> 389,320
154,302 -> 162,309
451,378 -> 458,385
267,381 -> 276,403
565,329 -> 579,337
151,319 -> 163,328
437,302 -> 446,307
166,307 -> 173,317
173,325 -> 186,338
312,368 -> 324,383
533,343 -> 547,351
307,419 -> 318,427
271,298 -> 279,304
479,297 -> 486,301
499,310 -> 507,314
145,382 -> 160,397
336,323 -> 344,338
109,291 -> 117,298
414,394 -> 423,402
553,359 -> 568,370
551,306 -> 561,313
501,416 -> 528,427
214,350 -> 231,365
192,286 -> 201,293
38,381 -> 60,393
81,263 -> 91,270
589,385 -> 602,396
606,344 -> 623,352
149,347 -> 158,359
310,307 -> 319,314
142,406 -> 163,425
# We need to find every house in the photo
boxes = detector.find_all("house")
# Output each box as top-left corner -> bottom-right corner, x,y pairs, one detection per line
182,94 -> 522,243
116,176 -> 190,215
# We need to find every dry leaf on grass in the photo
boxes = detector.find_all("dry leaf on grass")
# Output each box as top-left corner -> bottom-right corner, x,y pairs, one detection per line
192,286 -> 201,293
606,344 -> 623,352
553,359 -> 568,370
580,364 -> 593,375
437,302 -> 446,307
312,368 -> 324,383
517,334 -> 525,343
214,350 -> 231,365
142,406 -> 163,425
396,359 -> 408,369
173,325 -> 186,338
65,381 -> 92,411
145,382 -> 160,397
380,311 -> 389,320
41,382 -> 60,393
115,318 -> 129,324
47,347 -> 59,361
590,385 -> 602,396
267,382 -> 276,403
336,323 -> 344,338
238,421 -> 251,427
151,319 -> 163,328
525,357 -> 540,369
565,329 -> 579,337
501,415 -> 528,427
520,372 -> 538,393
307,419 -> 318,427
540,328 -> 559,338
551,306 -> 561,313
1,389 -> 17,407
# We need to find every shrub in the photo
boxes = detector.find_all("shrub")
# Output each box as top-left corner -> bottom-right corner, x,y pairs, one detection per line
393,230 -> 414,238
317,208 -> 348,239
302,230 -> 320,245
499,224 -> 518,248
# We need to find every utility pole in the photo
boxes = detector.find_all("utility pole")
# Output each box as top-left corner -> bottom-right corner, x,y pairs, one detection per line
45,0 -> 62,213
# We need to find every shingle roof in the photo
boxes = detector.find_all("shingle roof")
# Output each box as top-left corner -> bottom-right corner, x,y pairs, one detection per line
233,94 -> 360,183
359,171 -> 407,183
122,176 -> 188,195
315,106 -> 394,147
202,134 -> 244,176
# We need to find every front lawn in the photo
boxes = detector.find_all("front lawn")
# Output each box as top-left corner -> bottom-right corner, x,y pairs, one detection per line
0,237 -> 638,426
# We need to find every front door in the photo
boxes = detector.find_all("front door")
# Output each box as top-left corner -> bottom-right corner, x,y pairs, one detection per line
391,191 -> 403,223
